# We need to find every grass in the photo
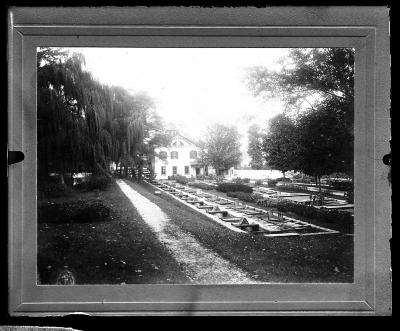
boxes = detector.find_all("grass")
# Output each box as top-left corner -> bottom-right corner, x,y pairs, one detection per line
271,185 -> 349,201
37,181 -> 189,284
195,187 -> 353,234
38,178 -> 354,284
133,180 -> 354,282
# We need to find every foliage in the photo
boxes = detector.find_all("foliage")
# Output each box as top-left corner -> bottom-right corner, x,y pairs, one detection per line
187,182 -> 215,190
345,190 -> 354,204
38,201 -> 110,224
216,183 -> 253,193
246,48 -> 354,116
37,47 -> 169,184
257,198 -> 353,225
247,124 -> 266,169
276,177 -> 292,182
262,114 -> 299,175
267,179 -> 277,187
255,180 -> 264,185
226,191 -> 263,202
75,175 -> 112,191
38,182 -> 74,199
246,48 -> 355,193
200,123 -> 242,174
294,100 -> 354,180
175,175 -> 189,185
329,179 -> 353,191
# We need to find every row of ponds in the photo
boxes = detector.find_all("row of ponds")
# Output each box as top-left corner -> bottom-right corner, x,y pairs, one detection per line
149,180 -> 339,237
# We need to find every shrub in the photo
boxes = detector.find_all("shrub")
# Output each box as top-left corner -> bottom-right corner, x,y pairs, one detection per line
291,173 -> 303,181
276,177 -> 292,182
38,182 -> 74,199
329,179 -> 353,191
242,177 -> 250,183
75,175 -> 111,191
216,183 -> 253,193
175,175 -> 189,185
267,179 -> 277,187
257,198 -> 353,225
227,191 -> 263,202
255,180 -> 263,186
187,182 -> 215,190
38,201 -> 111,224
345,190 -> 354,203
72,202 -> 110,223
256,197 -> 281,208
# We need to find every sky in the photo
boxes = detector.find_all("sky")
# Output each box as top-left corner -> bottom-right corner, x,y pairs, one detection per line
66,47 -> 290,165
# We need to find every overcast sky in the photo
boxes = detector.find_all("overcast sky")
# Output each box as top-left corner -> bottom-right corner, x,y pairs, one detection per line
66,47 -> 290,165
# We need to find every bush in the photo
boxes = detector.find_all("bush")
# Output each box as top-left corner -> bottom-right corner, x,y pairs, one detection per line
187,182 -> 214,190
255,179 -> 263,186
256,198 -> 353,225
72,202 -> 110,223
276,177 -> 292,182
216,183 -> 253,193
345,190 -> 354,203
75,175 -> 111,191
329,179 -> 353,191
256,197 -> 281,208
267,179 -> 277,187
242,177 -> 250,183
175,175 -> 189,185
227,191 -> 263,202
38,182 -> 74,199
291,173 -> 303,181
38,201 -> 111,224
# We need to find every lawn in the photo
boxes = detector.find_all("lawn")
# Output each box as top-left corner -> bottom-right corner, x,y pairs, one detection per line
131,180 -> 354,283
37,181 -> 189,284
187,185 -> 353,234
37,178 -> 354,284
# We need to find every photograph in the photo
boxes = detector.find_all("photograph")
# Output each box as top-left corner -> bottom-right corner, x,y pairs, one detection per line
36,47 -> 355,285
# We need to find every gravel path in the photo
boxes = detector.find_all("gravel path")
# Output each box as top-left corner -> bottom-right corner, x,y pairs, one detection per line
116,179 -> 259,284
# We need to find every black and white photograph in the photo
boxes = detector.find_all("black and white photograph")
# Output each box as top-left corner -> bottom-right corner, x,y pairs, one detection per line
36,47 -> 355,285
6,6 -> 391,317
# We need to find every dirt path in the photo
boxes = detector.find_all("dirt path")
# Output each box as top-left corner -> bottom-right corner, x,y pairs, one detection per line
116,179 -> 259,284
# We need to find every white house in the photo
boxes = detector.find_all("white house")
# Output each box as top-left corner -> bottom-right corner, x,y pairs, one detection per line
152,130 -> 216,180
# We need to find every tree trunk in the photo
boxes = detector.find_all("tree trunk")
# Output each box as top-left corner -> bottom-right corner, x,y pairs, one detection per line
94,161 -> 112,179
317,175 -> 323,204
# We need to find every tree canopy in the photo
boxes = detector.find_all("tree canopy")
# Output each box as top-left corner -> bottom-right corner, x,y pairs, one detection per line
37,47 -> 168,182
245,48 -> 354,183
200,123 -> 242,174
262,114 -> 299,176
247,124 -> 266,170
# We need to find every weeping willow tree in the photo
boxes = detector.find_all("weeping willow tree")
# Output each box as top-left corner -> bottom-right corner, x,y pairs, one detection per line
37,47 -> 166,184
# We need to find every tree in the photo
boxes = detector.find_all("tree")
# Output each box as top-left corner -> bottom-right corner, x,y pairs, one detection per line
294,99 -> 353,192
37,47 -> 166,184
246,48 -> 354,113
247,124 -> 265,169
246,48 -> 354,179
201,124 -> 242,175
262,114 -> 298,177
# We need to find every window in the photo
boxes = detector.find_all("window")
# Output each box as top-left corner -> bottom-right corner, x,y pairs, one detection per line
172,166 -> 177,175
190,150 -> 197,159
171,151 -> 178,159
159,151 -> 167,159
184,166 -> 189,174
161,166 -> 166,175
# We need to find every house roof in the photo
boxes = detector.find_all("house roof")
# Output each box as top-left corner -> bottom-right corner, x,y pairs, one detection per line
168,131 -> 200,148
